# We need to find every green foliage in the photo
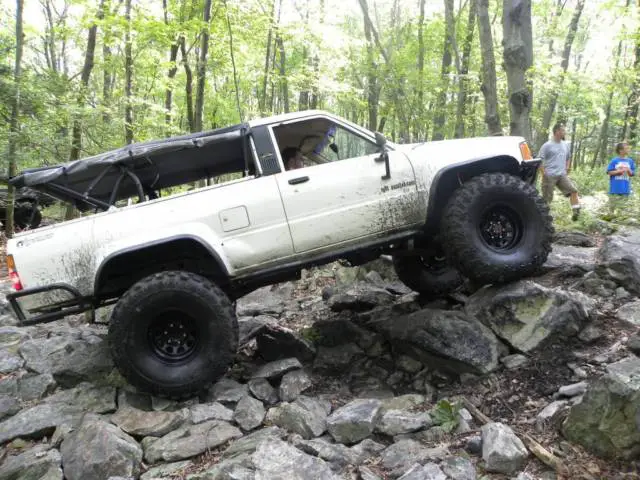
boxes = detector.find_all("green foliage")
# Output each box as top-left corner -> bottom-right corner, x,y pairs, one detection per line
430,398 -> 461,433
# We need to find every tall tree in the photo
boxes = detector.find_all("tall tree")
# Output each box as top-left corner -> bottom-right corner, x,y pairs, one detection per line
414,0 -> 426,140
65,0 -> 105,220
477,0 -> 502,135
359,0 -> 379,131
162,0 -> 179,130
431,0 -> 455,141
124,0 -> 134,144
535,0 -> 585,149
194,0 -> 213,132
503,0 -> 533,141
6,0 -> 25,237
454,1 -> 477,138
626,5 -> 640,143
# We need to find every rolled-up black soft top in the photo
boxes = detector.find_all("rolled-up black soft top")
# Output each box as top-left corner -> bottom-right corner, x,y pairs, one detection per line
10,122 -> 252,211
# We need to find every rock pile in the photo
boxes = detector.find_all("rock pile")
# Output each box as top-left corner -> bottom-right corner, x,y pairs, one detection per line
1,229 -> 640,478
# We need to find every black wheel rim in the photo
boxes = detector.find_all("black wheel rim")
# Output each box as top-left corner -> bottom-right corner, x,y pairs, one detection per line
478,205 -> 523,252
148,311 -> 199,363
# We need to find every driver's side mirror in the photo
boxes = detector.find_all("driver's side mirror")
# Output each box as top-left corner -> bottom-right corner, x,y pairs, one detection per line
374,131 -> 391,180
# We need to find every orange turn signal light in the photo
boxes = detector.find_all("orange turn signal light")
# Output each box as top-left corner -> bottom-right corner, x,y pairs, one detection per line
519,141 -> 533,161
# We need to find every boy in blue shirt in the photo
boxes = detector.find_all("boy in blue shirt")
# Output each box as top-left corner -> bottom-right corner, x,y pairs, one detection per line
607,142 -> 635,214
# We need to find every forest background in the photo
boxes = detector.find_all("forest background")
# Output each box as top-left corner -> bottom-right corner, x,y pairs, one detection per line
0,0 -> 638,234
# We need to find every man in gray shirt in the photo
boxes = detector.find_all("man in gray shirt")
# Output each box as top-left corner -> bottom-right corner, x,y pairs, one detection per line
538,123 -> 581,220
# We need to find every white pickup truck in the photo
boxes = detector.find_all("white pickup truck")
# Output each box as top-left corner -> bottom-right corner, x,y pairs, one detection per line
5,109 -> 552,398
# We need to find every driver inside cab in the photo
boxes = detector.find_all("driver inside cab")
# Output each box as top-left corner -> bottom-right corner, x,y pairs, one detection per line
281,147 -> 305,170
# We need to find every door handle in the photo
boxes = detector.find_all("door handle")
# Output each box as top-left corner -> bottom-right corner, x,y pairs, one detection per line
288,176 -> 309,185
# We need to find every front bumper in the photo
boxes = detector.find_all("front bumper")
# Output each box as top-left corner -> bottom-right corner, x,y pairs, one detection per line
7,283 -> 94,325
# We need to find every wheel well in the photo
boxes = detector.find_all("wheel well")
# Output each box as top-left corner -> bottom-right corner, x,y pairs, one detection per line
94,238 -> 228,300
424,156 -> 522,233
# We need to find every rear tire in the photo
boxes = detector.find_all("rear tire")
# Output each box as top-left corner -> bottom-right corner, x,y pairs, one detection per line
392,251 -> 464,296
108,270 -> 238,399
441,173 -> 553,285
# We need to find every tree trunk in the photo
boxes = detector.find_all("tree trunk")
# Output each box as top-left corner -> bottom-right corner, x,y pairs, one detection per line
259,0 -> 276,114
535,0 -> 584,149
454,0 -> 477,138
275,35 -> 289,113
414,0 -> 426,140
431,0 -> 455,141
503,0 -> 533,142
194,0 -> 212,132
163,0 -> 179,130
6,0 -> 25,237
477,0 -> 502,135
124,0 -> 134,144
180,37 -> 195,132
102,0 -> 113,123
627,13 -> 640,143
360,0 -> 379,131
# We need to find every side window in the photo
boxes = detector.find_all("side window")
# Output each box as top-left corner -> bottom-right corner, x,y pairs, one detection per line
318,125 -> 379,162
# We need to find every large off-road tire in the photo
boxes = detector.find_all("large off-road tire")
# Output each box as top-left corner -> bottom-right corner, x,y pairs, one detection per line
108,270 -> 238,399
392,252 -> 463,296
441,173 -> 553,285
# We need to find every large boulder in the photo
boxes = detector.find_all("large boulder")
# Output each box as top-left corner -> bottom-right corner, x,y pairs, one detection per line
465,281 -> 593,352
252,437 -> 341,479
60,416 -> 143,480
19,333 -> 113,387
543,244 -> 598,273
562,356 -> 640,459
367,308 -> 502,375
328,283 -> 395,312
0,444 -> 62,480
597,227 -> 640,295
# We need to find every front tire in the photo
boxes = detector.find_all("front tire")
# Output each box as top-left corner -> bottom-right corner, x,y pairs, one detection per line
441,173 -> 553,285
108,271 -> 238,399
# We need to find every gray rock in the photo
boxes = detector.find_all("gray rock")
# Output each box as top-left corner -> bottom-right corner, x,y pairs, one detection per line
294,437 -> 361,469
381,394 -> 426,412
396,355 -> 423,373
481,422 -> 528,474
441,456 -> 476,480
328,283 -> 395,312
595,256 -> 640,296
628,332 -> 640,356
60,416 -> 143,480
256,325 -> 316,363
617,300 -> 640,326
236,283 -> 294,316
562,355 -> 640,459
500,354 -> 529,370
375,409 -> 432,436
210,377 -> 249,405
190,402 -> 234,423
19,373 -> 57,401
222,426 -> 286,459
140,461 -> 193,480
144,420 -> 243,463
358,466 -> 383,480
0,350 -> 23,374
0,383 -> 116,444
326,398 -> 382,444
381,440 -> 449,476
234,395 -> 265,431
543,244 -> 597,272
465,435 -> 482,455
252,358 -> 303,380
189,454 -> 253,479
248,378 -> 279,405
554,231 -> 596,247
350,438 -> 386,463
556,381 -> 588,398
312,318 -> 379,350
252,437 -> 341,479
111,405 -> 186,437
313,343 -> 364,373
578,324 -> 602,344
616,287 -> 631,299
466,281 -> 593,352
0,394 -> 20,420
238,315 -> 278,345
0,325 -> 31,350
0,444 -> 62,480
368,308 -> 501,375
279,370 -> 312,402
19,334 -> 113,386
265,396 -> 328,439
397,463 -> 447,480
536,400 -> 568,433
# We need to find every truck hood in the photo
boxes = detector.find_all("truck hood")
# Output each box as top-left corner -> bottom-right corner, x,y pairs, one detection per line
394,135 -> 527,165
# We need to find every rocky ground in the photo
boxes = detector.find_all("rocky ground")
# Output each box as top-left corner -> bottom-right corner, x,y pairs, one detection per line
1,228 -> 640,480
